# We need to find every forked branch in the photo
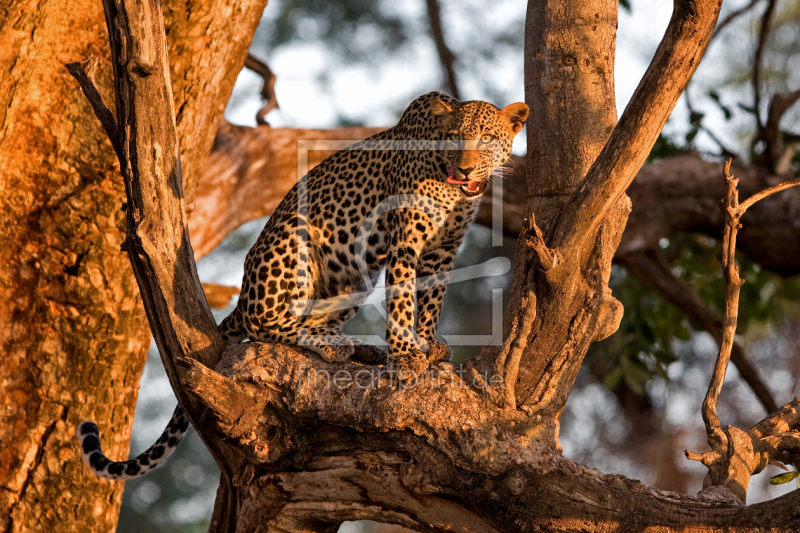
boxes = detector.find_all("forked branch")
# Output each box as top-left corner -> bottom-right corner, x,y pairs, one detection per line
686,160 -> 800,503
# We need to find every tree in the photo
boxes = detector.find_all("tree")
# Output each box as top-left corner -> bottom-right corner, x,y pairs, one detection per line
0,0 -> 268,530
4,0 -> 800,532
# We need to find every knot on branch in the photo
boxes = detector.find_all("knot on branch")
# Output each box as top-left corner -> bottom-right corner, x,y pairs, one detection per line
686,399 -> 800,504
523,214 -> 559,270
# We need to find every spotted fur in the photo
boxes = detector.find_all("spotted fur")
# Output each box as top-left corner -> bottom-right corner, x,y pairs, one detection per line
76,406 -> 188,480
76,92 -> 528,480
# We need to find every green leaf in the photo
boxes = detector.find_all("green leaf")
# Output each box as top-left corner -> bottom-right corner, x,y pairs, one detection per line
769,471 -> 799,485
604,366 -> 623,390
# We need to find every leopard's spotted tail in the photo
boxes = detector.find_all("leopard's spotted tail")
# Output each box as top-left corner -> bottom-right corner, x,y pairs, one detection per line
76,311 -> 244,480
76,405 -> 189,480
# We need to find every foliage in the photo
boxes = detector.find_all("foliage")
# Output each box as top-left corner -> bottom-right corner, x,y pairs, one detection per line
592,234 -> 800,395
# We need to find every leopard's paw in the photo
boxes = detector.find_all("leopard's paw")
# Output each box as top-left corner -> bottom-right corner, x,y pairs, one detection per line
388,351 -> 428,382
317,339 -> 354,363
425,341 -> 452,363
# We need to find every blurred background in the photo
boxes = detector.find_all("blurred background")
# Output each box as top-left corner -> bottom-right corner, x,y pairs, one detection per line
118,0 -> 800,530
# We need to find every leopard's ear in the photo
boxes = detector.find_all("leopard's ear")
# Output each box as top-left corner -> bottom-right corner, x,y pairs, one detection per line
501,102 -> 529,135
430,97 -> 454,125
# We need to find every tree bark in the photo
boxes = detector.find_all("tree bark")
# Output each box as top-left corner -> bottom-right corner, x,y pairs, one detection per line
16,0 -> 800,530
0,0 -> 267,530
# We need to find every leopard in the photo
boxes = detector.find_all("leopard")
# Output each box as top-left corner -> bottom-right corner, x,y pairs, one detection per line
76,91 -> 528,480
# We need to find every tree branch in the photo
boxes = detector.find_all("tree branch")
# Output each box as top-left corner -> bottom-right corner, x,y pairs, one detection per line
620,154 -> 800,276
764,87 -> 800,174
711,0 -> 763,41
70,0 -> 239,529
424,0 -> 461,99
184,340 -> 800,529
685,160 -> 800,503
752,0 -> 778,133
65,57 -> 121,159
243,53 -> 278,125
190,120 -> 384,259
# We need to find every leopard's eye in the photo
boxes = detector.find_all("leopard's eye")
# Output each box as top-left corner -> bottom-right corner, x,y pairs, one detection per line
480,134 -> 495,143
449,133 -> 460,141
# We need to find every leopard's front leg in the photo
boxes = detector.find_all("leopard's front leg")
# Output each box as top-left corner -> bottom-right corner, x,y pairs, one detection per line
385,226 -> 429,380
415,243 -> 460,363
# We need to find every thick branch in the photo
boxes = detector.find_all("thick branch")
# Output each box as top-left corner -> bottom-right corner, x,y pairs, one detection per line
552,0 -> 721,252
194,129 -> 800,274
182,341 -> 800,531
190,121 -> 383,259
620,154 -> 800,276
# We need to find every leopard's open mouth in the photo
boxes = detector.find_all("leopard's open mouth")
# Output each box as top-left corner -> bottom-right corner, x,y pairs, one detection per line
446,166 -> 487,198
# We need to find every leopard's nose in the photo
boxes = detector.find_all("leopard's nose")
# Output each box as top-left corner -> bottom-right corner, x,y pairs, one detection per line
458,166 -> 474,179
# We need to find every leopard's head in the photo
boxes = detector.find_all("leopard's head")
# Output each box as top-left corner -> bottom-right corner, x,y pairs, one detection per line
432,97 -> 529,198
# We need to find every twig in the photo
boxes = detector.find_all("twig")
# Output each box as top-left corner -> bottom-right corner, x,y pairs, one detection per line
66,57 -> 122,159
684,86 -> 741,159
752,0 -> 777,132
685,160 -> 800,501
702,159 -> 744,441
244,53 -> 279,125
424,0 -> 461,99
694,159 -> 800,485
711,0 -> 763,41
739,174 -> 800,212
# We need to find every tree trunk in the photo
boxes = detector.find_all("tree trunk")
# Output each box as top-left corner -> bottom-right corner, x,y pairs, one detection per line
0,0 -> 267,530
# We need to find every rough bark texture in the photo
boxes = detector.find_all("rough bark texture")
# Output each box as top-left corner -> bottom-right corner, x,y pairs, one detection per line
0,0 -> 267,530
183,343 -> 800,532
14,0 -> 800,529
